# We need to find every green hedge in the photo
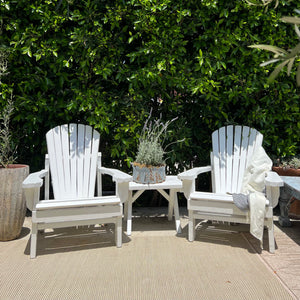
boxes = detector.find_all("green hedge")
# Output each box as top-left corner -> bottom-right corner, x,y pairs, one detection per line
0,0 -> 299,173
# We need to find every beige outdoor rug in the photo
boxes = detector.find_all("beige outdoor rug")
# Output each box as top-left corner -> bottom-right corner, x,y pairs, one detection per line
0,214 -> 295,300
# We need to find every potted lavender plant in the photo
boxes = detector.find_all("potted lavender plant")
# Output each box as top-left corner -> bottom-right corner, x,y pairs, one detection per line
132,111 -> 178,184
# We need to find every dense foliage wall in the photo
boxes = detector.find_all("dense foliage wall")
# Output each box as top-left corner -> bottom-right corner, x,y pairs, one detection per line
0,0 -> 299,173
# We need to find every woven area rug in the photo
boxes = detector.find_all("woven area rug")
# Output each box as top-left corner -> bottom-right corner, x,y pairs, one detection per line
0,214 -> 295,300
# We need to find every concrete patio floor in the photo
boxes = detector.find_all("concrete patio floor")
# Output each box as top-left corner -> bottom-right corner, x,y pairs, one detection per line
0,207 -> 299,299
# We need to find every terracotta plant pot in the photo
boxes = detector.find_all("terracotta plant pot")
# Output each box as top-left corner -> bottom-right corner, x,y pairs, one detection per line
0,164 -> 29,241
132,163 -> 166,184
272,166 -> 300,177
272,166 -> 300,219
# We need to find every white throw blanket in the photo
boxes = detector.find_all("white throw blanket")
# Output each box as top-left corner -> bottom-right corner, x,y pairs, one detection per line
241,146 -> 272,246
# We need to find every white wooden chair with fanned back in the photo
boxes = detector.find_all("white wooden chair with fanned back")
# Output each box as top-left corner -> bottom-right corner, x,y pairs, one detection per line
178,125 -> 283,253
23,124 -> 132,258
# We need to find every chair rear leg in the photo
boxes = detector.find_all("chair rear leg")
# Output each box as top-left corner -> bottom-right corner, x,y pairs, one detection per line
30,223 -> 38,259
188,210 -> 195,242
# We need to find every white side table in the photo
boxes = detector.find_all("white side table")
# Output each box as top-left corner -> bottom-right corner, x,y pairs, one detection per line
125,176 -> 182,235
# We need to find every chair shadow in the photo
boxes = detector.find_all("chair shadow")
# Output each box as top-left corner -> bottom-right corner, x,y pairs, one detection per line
23,215 -> 265,257
24,224 -> 132,257
129,213 -> 259,254
180,220 -> 259,254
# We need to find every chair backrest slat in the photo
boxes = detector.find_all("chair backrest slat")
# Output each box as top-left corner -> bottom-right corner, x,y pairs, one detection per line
218,127 -> 226,193
46,124 -> 100,200
226,125 -> 234,193
69,124 -> 78,198
60,124 -> 72,198
211,125 -> 263,194
89,130 -> 100,197
212,129 -> 221,193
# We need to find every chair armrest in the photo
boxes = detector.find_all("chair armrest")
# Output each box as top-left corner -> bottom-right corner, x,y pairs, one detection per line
178,166 -> 211,200
264,171 -> 283,208
98,167 -> 132,183
98,167 -> 132,203
178,166 -> 211,180
22,169 -> 48,189
22,169 -> 48,211
265,171 -> 284,187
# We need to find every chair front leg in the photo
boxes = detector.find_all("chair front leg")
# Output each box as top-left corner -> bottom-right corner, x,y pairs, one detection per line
188,210 -> 195,242
267,218 -> 275,253
126,191 -> 133,236
30,222 -> 38,259
116,216 -> 122,248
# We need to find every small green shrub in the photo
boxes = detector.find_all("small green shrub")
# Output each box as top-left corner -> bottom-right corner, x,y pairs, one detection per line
282,156 -> 300,169
0,47 -> 16,168
135,139 -> 164,167
0,97 -> 17,167
134,110 -> 177,167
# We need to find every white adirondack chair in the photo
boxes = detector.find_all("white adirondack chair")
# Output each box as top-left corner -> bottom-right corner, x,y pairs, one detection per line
178,125 -> 283,253
23,124 -> 132,258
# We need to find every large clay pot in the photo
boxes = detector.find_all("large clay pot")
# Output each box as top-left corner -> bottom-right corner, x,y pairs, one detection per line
272,166 -> 300,219
272,166 -> 300,177
0,164 -> 29,241
132,163 -> 166,184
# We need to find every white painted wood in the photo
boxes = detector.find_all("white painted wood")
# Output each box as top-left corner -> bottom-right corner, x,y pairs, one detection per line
178,125 -> 283,253
171,189 -> 182,234
129,175 -> 182,191
82,125 -> 92,197
212,130 -> 221,193
77,124 -> 85,198
237,126 -> 250,192
265,171 -> 284,187
61,124 -> 71,198
22,124 -> 131,258
97,153 -> 102,196
69,124 -> 77,198
34,206 -> 122,223
246,128 -> 258,168
36,217 -> 120,231
231,126 -> 242,193
46,127 -> 60,198
45,155 -> 50,200
126,176 -> 182,236
218,126 -> 226,193
22,169 -> 48,188
226,125 -> 234,193
36,196 -> 121,210
99,166 -> 132,183
89,130 -> 100,197
177,166 -> 211,181
126,192 -> 133,235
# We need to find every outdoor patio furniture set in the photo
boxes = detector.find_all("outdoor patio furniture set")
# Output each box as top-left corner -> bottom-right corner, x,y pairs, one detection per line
23,124 -> 284,258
